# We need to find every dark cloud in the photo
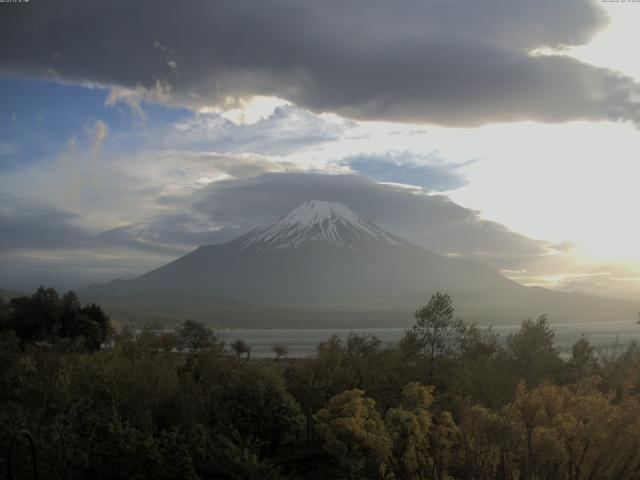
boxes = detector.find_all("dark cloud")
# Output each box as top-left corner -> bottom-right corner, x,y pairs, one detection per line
341,152 -> 472,191
2,1 -> 639,126
100,213 -> 222,251
0,253 -> 154,292
0,197 -> 182,256
0,197 -> 185,290
0,200 -> 94,252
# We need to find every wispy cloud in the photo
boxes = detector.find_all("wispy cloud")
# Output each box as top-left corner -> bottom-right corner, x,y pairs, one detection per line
105,80 -> 172,127
90,120 -> 108,160
0,140 -> 17,156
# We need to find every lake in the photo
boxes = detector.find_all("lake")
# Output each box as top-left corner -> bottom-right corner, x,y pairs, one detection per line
219,321 -> 640,358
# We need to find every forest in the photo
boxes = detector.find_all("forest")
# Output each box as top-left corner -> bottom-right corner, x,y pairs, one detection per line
3,289 -> 640,479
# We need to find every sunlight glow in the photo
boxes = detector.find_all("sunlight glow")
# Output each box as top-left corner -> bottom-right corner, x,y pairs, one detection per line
219,96 -> 291,125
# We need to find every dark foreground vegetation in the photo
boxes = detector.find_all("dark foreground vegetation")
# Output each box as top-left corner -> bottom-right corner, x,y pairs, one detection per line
3,289 -> 640,479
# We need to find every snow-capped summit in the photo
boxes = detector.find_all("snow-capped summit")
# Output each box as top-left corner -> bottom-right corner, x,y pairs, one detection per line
238,200 -> 401,251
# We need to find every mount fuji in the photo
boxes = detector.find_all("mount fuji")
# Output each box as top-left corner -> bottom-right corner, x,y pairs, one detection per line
81,201 -> 637,326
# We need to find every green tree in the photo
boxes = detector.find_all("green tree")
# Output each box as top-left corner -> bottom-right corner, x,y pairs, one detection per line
180,353 -> 303,456
315,389 -> 391,479
398,327 -> 423,360
507,315 -> 562,387
385,383 -> 434,479
347,332 -> 381,355
412,292 -> 457,381
569,335 -> 598,380
177,319 -> 218,353
453,319 -> 498,360
429,411 -> 459,480
285,336 -> 354,440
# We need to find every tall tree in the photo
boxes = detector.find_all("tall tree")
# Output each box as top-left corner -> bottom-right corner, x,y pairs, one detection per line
569,335 -> 598,380
507,315 -> 561,387
412,292 -> 456,381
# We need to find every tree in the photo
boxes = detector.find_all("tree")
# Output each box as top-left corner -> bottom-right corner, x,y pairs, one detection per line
456,403 -> 519,480
224,366 -> 302,454
180,354 -> 303,456
315,389 -> 391,479
506,378 -> 640,480
569,335 -> 598,380
56,294 -> 111,351
507,315 -> 561,387
429,411 -> 460,479
346,332 -> 381,356
176,319 -> 218,353
31,286 -> 62,336
285,336 -> 354,441
384,383 -> 435,479
398,327 -> 423,360
73,314 -> 104,351
412,292 -> 456,380
4,288 -> 111,351
81,302 -> 111,345
157,330 -> 179,352
0,297 -> 11,331
231,338 -> 251,359
272,343 -> 288,361
453,319 -> 498,360
0,330 -> 21,402
9,286 -> 62,341
59,290 -> 82,337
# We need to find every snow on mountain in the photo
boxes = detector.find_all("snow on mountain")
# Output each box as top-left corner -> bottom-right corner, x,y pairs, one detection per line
238,200 -> 402,251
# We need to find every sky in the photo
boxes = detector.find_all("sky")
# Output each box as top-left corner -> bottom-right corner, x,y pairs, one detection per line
1,0 -> 640,300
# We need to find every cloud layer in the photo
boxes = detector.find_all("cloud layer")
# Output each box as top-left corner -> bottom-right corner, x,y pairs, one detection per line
101,171 -> 554,264
0,160 -> 555,291
2,0 -> 640,126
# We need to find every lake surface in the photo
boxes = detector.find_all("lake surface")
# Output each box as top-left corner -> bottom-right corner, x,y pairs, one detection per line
219,321 -> 640,358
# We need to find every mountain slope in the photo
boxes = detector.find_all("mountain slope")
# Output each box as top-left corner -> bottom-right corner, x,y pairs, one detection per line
81,201 -> 638,325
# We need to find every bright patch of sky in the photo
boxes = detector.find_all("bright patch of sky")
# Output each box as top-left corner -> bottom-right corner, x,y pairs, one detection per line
569,3 -> 640,82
